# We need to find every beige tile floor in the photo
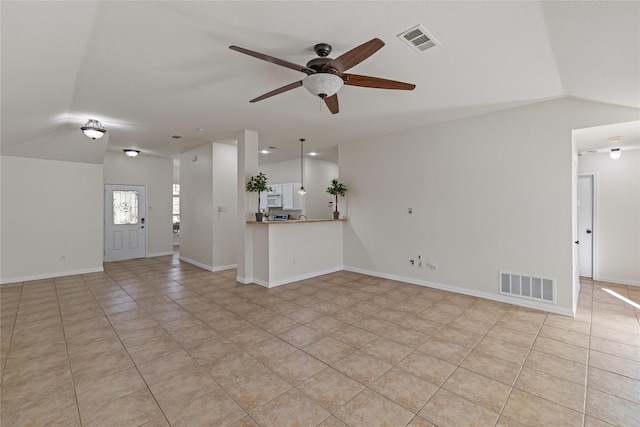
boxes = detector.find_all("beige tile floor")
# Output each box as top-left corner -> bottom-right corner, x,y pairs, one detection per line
1,254 -> 639,426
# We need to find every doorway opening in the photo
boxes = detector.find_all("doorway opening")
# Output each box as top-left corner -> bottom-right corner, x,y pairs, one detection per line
577,174 -> 596,279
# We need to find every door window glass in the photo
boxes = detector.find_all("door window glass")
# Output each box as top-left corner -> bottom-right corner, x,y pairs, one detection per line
113,190 -> 139,225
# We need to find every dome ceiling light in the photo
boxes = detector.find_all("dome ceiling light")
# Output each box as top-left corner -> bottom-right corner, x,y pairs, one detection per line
81,119 -> 106,140
610,148 -> 621,160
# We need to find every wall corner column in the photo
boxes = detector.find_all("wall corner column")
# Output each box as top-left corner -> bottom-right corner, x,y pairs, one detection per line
236,130 -> 259,283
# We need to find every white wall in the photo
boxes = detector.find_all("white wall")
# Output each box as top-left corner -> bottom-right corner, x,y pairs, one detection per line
305,159 -> 340,219
1,156 -> 103,283
212,143 -> 238,269
260,158 -> 338,219
179,144 -> 214,268
578,150 -> 640,285
179,143 -> 237,271
103,152 -> 173,256
340,97 -> 639,315
260,159 -> 301,183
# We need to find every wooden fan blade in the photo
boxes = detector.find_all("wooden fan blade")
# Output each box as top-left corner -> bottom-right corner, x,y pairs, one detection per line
250,81 -> 303,103
230,46 -> 314,74
322,38 -> 385,73
343,74 -> 416,90
324,94 -> 339,114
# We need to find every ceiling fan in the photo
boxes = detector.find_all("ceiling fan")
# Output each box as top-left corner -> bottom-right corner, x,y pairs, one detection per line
229,38 -> 415,114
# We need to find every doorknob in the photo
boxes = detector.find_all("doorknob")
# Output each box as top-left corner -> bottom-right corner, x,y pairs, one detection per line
586,229 -> 592,234
574,241 -> 579,244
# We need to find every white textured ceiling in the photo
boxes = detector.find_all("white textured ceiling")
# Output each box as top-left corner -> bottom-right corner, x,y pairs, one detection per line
1,1 -> 638,164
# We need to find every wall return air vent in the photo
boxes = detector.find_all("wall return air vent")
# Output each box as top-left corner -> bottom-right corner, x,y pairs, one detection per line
500,271 -> 555,303
398,25 -> 440,53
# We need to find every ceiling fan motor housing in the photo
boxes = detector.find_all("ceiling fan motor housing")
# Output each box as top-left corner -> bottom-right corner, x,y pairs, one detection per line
314,43 -> 332,57
306,57 -> 333,72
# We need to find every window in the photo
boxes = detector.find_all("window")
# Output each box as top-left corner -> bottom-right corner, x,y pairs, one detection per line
173,184 -> 180,234
113,190 -> 139,225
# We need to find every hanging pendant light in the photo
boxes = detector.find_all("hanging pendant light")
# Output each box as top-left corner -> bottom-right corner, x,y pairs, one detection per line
298,138 -> 306,195
81,119 -> 106,140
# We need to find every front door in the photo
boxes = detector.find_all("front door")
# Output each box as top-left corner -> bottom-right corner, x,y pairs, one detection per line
577,175 -> 594,278
104,184 -> 146,261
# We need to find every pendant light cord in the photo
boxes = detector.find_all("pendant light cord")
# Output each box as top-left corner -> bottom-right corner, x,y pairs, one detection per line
299,139 -> 306,195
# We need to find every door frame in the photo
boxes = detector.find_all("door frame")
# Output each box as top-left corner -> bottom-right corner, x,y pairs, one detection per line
578,173 -> 598,280
104,183 -> 148,261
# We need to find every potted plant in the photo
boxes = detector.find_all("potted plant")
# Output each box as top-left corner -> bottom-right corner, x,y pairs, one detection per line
326,179 -> 347,219
246,172 -> 271,221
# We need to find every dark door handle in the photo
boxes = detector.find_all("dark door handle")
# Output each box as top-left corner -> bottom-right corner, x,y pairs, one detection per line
586,229 -> 592,234
574,241 -> 579,244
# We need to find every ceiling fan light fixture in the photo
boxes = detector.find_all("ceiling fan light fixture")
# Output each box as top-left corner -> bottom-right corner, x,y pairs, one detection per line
81,119 -> 106,140
123,149 -> 140,158
302,73 -> 343,98
610,148 -> 621,160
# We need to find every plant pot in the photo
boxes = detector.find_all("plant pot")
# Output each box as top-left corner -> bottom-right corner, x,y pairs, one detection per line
255,212 -> 263,222
333,211 -> 340,219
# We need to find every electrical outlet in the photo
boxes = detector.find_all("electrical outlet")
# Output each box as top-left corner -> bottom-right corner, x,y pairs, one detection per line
406,207 -> 413,215
409,259 -> 415,266
417,253 -> 423,267
427,261 -> 438,270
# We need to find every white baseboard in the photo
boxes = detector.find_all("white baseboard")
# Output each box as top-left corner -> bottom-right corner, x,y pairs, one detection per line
147,251 -> 174,257
344,266 -> 576,317
594,276 -> 640,287
246,266 -> 344,289
0,267 -> 105,286
211,264 -> 238,272
178,256 -> 237,273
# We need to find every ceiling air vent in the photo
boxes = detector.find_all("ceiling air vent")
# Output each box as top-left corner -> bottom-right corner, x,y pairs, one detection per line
398,25 -> 439,53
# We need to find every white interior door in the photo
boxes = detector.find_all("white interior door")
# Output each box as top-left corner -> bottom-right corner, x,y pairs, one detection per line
104,184 -> 146,261
577,175 -> 594,278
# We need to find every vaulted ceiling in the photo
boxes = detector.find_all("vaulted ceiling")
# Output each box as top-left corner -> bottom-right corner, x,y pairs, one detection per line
1,1 -> 638,164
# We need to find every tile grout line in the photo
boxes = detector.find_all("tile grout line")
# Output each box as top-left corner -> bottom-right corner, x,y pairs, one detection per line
54,275 -> 85,426
86,265 -> 175,426
0,281 -> 23,386
496,308 -> 549,425
582,280 -> 595,426
111,261 -> 273,426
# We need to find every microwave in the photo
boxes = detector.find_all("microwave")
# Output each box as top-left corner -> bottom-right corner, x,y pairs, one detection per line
267,193 -> 282,207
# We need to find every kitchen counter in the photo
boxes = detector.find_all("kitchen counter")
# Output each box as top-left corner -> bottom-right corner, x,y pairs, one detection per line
247,218 -> 346,224
247,218 -> 344,287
